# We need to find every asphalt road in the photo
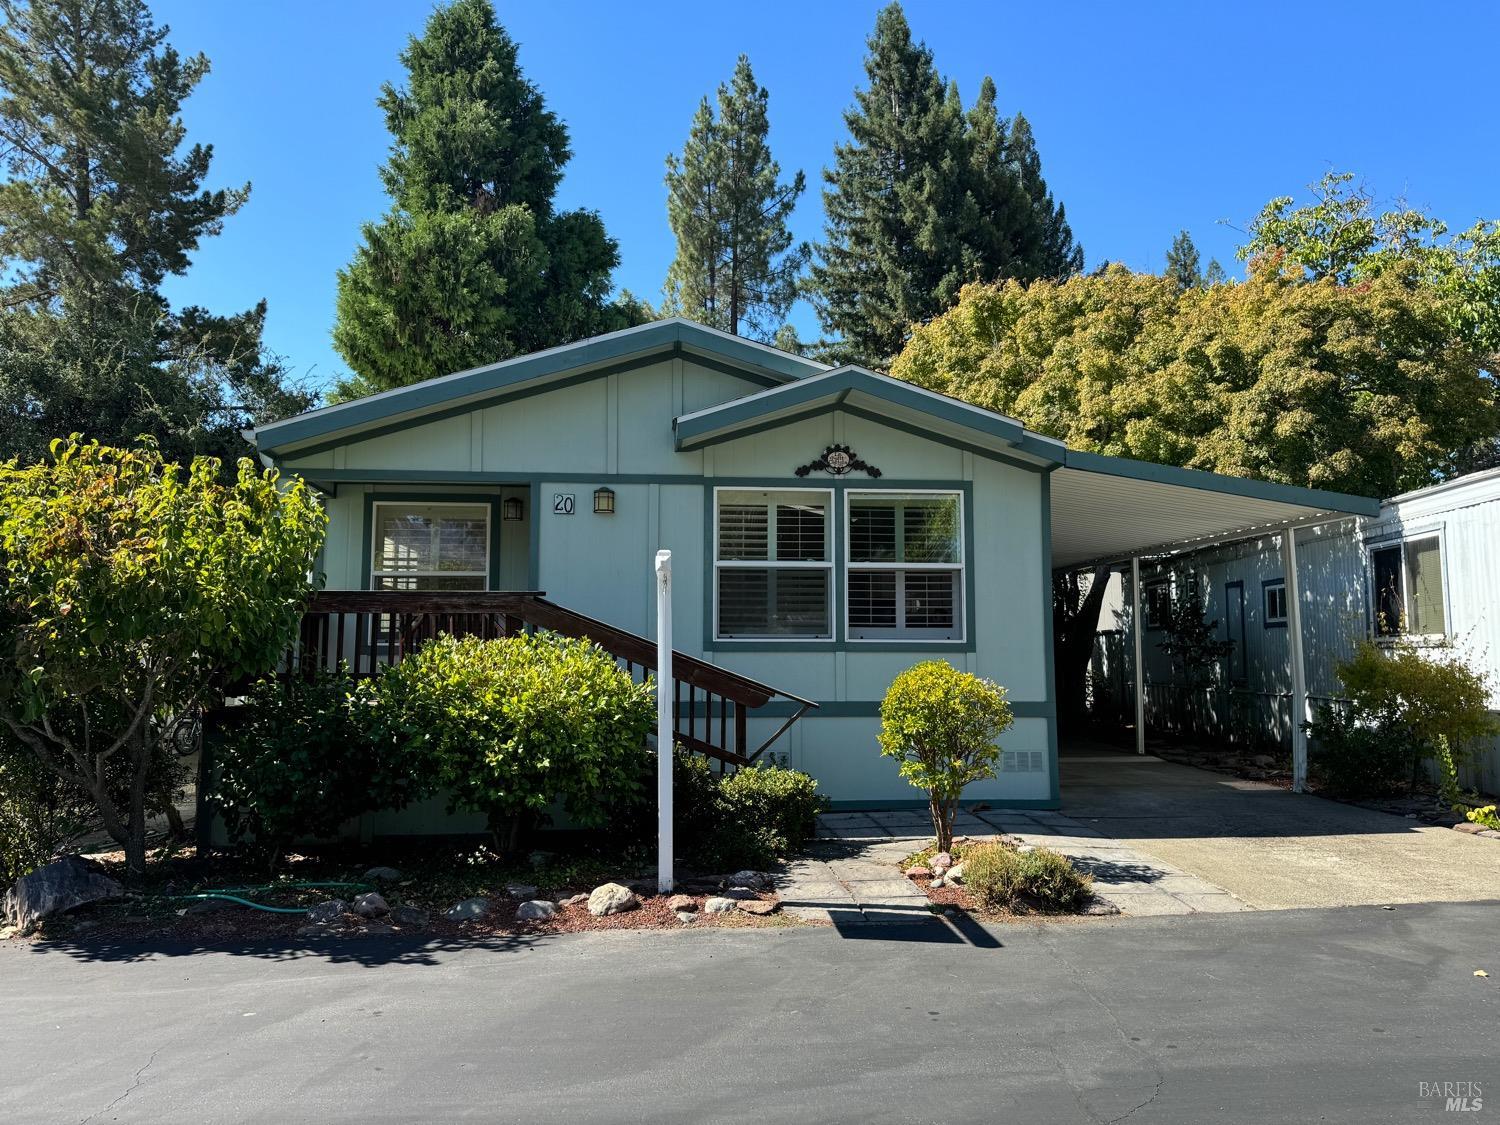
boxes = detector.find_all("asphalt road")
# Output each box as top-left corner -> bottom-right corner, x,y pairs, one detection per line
3,902 -> 1496,1124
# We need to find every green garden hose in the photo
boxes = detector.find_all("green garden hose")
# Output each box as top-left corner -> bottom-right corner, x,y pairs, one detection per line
172,880 -> 375,914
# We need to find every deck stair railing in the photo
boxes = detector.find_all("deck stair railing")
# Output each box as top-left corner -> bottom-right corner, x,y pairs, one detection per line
290,590 -> 816,770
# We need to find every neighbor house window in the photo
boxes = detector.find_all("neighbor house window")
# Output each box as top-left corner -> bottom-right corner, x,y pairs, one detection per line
1371,536 -> 1446,637
1143,579 -> 1171,631
370,502 -> 490,591
714,489 -> 832,639
846,492 -> 964,641
1263,579 -> 1287,627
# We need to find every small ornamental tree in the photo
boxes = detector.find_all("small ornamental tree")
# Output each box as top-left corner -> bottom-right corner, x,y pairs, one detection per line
878,661 -> 1014,851
0,438 -> 326,877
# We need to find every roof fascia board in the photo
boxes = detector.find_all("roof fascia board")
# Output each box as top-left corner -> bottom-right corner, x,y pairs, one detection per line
255,318 -> 826,453
1060,450 -> 1381,517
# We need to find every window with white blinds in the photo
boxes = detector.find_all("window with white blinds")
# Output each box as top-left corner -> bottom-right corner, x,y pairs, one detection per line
370,502 -> 490,592
714,490 -> 832,639
1371,535 -> 1446,637
846,492 -> 963,641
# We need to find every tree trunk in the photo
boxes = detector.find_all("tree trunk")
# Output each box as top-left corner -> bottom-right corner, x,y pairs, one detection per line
1054,564 -> 1113,731
929,792 -> 953,853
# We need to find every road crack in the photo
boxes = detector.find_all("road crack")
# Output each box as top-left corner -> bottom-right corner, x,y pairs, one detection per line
80,1044 -> 161,1123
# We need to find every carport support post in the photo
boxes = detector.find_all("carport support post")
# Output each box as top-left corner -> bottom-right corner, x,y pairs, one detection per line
1280,527 -> 1309,793
1131,557 -> 1146,755
655,550 -> 674,893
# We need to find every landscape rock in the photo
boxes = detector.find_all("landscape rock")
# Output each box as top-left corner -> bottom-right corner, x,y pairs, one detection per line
703,896 -> 737,914
3,856 -> 124,931
930,852 -> 952,872
719,887 -> 758,901
1453,822 -> 1487,835
363,866 -> 401,882
727,870 -> 770,890
736,899 -> 778,916
351,892 -> 389,918
390,905 -> 428,928
1251,755 -> 1276,767
675,911 -> 697,924
349,920 -> 395,935
557,893 -> 589,908
516,899 -> 557,921
667,894 -> 697,912
505,883 -> 539,901
587,883 -> 639,917
445,897 -> 490,922
305,899 -> 347,926
945,863 -> 966,885
1083,897 -> 1123,916
906,866 -> 932,880
930,878 -> 945,889
1481,830 -> 1500,840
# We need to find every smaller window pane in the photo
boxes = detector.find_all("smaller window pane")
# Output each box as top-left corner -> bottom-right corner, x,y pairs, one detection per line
718,503 -> 769,561
717,568 -> 829,638
776,502 -> 826,562
849,503 -> 897,562
1404,538 -> 1445,635
849,571 -> 897,628
1372,546 -> 1403,635
905,571 -> 957,629
902,497 -> 961,563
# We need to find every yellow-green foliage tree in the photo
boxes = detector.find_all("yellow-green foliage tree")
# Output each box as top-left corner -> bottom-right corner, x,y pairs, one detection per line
892,262 -> 1498,499
0,439 -> 326,877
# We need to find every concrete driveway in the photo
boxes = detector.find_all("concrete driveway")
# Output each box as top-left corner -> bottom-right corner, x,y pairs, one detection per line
1061,744 -> 1500,910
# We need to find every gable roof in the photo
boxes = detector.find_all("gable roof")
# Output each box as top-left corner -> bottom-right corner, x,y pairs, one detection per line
251,317 -> 829,455
673,365 -> 1068,466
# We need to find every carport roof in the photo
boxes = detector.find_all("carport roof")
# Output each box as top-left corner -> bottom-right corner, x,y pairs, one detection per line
675,365 -> 1381,568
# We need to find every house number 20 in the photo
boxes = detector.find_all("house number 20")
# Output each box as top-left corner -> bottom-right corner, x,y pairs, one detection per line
552,493 -> 576,515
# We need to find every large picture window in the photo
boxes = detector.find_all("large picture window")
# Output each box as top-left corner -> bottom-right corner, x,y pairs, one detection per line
1371,535 -> 1446,637
846,492 -> 963,641
714,489 -> 832,639
370,502 -> 490,591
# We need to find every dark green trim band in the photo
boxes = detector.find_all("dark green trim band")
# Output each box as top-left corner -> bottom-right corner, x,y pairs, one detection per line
824,798 -> 1061,812
748,699 -> 1055,719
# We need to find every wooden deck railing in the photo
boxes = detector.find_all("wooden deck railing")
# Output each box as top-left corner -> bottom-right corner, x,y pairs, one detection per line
290,590 -> 817,769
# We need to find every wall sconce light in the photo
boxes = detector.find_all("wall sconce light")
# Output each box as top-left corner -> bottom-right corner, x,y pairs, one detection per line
593,486 -> 616,515
502,496 -> 524,521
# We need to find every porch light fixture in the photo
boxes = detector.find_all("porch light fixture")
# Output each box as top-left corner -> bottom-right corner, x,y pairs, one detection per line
502,496 -> 524,521
593,486 -> 616,515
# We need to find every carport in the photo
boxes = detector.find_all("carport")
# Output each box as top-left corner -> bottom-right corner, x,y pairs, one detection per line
1046,451 -> 1381,791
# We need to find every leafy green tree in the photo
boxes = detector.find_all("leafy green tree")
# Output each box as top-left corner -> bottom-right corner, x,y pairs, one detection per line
809,4 -> 1080,366
333,0 -> 643,400
664,55 -> 808,340
1165,230 -> 1202,290
0,439 -> 326,877
0,0 -> 311,464
878,660 -> 1013,852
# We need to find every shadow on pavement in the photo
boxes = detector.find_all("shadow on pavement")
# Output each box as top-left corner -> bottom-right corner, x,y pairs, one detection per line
25,929 -> 554,968
831,911 -> 1002,949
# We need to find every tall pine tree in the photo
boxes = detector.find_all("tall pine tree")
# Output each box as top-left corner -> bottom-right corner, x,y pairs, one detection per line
333,0 -> 639,399
0,0 -> 309,463
664,56 -> 807,340
1165,229 -> 1202,290
810,3 -> 1082,366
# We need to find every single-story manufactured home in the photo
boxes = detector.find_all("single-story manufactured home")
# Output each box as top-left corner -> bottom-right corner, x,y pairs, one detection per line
249,318 -> 1378,813
1093,466 -> 1500,792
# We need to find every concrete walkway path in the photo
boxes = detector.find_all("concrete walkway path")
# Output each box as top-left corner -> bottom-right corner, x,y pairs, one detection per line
779,806 -> 1245,923
1061,745 -> 1500,910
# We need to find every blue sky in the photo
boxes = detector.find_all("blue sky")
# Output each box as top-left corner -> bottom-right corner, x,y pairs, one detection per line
154,0 -> 1500,394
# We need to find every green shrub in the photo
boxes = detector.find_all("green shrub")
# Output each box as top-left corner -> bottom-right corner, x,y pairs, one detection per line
1330,640 -> 1499,787
0,741 -> 87,883
212,666 -> 431,862
1306,705 -> 1409,797
879,661 -> 1014,851
964,842 -> 1093,913
609,750 -> 827,872
378,632 -> 655,852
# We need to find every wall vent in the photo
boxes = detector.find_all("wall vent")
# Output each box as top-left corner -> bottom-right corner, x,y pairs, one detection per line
1002,750 -> 1044,773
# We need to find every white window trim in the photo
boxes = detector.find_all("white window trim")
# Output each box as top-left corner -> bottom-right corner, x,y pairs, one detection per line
1365,527 -> 1450,642
370,500 -> 491,590
844,488 -> 966,644
1263,579 -> 1288,626
712,486 -> 835,643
